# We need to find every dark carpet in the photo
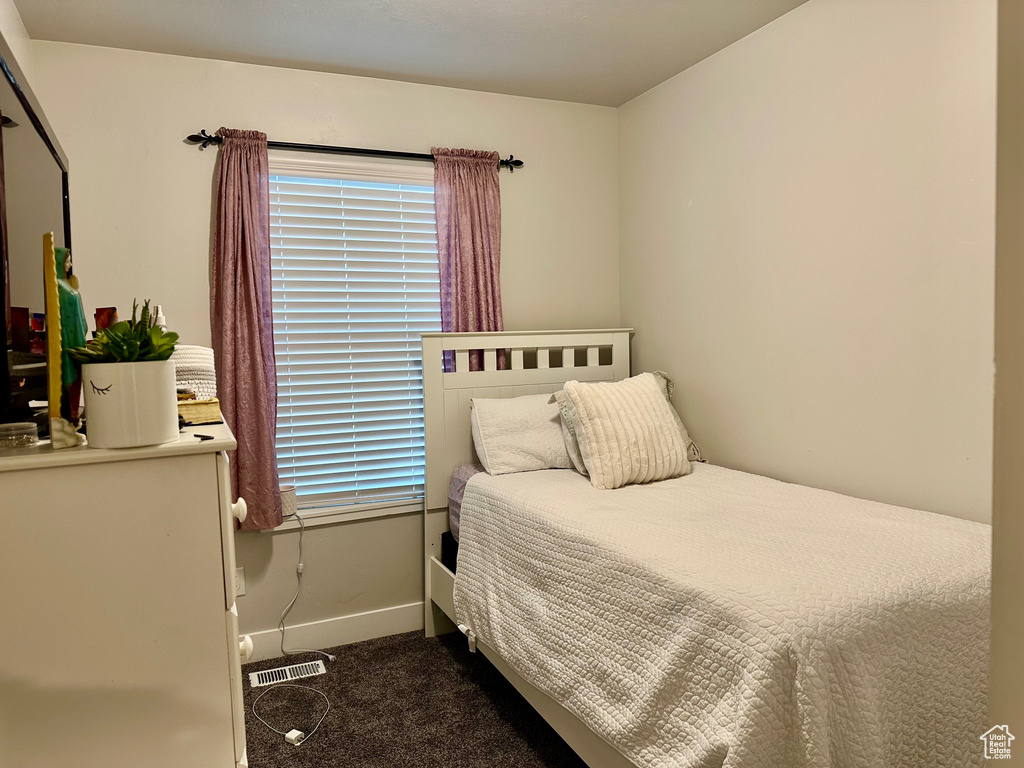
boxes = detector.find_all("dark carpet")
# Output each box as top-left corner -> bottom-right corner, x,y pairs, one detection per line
242,631 -> 589,768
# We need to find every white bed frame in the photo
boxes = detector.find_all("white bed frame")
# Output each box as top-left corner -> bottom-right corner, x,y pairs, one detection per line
421,328 -> 636,768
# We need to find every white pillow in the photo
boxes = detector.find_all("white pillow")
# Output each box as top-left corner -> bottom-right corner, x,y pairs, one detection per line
559,372 -> 692,490
554,371 -> 694,477
554,402 -> 588,476
470,394 -> 573,475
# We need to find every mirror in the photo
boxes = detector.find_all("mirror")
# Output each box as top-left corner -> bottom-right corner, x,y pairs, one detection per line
0,49 -> 71,425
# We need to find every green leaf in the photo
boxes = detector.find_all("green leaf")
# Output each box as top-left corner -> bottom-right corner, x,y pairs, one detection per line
74,297 -> 177,364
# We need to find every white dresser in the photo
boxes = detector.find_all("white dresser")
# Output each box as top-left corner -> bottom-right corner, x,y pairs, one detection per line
0,423 -> 249,768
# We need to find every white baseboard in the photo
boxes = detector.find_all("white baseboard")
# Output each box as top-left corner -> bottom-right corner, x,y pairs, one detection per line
243,601 -> 424,663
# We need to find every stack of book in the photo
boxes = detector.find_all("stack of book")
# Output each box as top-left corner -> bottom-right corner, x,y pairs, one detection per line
177,397 -> 222,426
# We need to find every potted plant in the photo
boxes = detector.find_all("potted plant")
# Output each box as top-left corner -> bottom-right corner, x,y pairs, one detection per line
68,300 -> 180,448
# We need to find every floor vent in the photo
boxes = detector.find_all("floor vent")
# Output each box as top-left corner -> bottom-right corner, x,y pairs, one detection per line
249,660 -> 327,688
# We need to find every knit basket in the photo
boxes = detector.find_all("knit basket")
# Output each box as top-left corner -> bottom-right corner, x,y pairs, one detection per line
171,345 -> 218,400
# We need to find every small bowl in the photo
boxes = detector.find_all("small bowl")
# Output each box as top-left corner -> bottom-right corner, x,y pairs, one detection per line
0,422 -> 39,449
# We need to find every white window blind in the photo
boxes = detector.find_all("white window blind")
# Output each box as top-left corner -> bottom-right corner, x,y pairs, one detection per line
269,166 -> 440,512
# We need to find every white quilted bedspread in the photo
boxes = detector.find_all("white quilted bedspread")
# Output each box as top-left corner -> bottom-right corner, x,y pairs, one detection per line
452,464 -> 989,768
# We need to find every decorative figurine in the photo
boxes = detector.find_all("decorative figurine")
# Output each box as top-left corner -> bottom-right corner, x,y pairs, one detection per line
42,232 -> 85,448
55,245 -> 88,421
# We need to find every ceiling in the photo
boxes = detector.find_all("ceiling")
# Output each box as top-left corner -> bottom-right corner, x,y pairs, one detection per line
14,0 -> 810,106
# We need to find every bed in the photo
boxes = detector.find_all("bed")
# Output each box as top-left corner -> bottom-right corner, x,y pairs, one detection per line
420,329 -> 990,768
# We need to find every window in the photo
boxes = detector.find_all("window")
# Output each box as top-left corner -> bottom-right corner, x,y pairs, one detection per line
268,156 -> 440,515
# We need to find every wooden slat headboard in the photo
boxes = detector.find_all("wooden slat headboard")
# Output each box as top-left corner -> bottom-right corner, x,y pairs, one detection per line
421,329 -> 632,511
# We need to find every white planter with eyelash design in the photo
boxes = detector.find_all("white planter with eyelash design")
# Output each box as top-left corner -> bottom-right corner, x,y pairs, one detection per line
82,360 -> 179,448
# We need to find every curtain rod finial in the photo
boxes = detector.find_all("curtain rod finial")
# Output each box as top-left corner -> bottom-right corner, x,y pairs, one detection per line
185,129 -> 222,149
500,155 -> 524,173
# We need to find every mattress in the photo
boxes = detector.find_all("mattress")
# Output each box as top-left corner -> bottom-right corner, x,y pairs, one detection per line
452,463 -> 990,768
447,463 -> 485,542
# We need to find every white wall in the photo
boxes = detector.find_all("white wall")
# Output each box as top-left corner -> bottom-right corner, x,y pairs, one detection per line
231,511 -> 425,658
619,0 -> 996,522
28,42 -> 619,649
30,41 -> 620,345
0,0 -> 32,84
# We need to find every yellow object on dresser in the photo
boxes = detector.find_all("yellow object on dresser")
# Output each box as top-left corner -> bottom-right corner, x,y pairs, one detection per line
177,397 -> 223,425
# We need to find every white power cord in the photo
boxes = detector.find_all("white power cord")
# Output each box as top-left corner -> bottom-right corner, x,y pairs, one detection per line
252,684 -> 330,746
279,511 -> 337,663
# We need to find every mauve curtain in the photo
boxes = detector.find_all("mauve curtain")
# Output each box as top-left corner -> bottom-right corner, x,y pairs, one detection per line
211,128 -> 282,531
431,147 -> 504,371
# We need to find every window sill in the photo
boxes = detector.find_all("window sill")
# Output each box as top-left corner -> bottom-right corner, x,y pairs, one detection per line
248,499 -> 423,533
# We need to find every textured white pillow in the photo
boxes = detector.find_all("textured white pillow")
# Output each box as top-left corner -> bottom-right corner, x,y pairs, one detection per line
552,391 -> 588,476
560,372 -> 692,489
470,394 -> 573,475
554,371 -> 694,477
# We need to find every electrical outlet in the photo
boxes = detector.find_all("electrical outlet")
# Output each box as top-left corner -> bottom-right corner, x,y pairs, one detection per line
235,567 -> 246,596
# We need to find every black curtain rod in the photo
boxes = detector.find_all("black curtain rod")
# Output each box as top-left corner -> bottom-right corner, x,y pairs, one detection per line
185,129 -> 524,172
